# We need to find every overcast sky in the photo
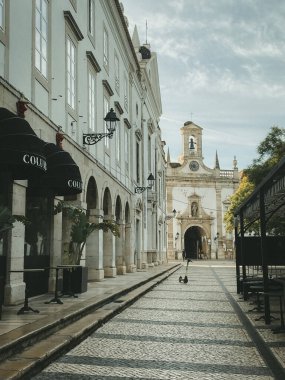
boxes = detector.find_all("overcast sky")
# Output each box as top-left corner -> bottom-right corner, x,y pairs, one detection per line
122,0 -> 285,170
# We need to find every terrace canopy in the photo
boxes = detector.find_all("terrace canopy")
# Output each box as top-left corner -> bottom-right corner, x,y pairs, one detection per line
234,156 -> 285,324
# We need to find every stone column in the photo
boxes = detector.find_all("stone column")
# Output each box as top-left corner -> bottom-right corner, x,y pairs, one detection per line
48,196 -> 63,292
146,199 -> 155,267
116,220 -> 126,274
125,223 -> 135,272
86,209 -> 104,281
103,214 -> 116,277
5,180 -> 26,305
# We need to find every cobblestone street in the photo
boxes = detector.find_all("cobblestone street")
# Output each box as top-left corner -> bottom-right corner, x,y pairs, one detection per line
32,262 -> 285,380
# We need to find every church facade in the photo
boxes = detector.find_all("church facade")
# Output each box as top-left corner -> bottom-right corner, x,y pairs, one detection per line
166,121 -> 240,260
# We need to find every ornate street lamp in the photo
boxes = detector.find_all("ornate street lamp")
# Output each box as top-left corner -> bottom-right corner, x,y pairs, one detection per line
83,108 -> 119,145
135,173 -> 155,194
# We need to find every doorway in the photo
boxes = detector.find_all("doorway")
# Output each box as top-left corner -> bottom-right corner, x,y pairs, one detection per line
184,226 -> 204,259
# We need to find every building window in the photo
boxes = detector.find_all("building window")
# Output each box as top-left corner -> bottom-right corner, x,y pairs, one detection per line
148,135 -> 151,172
103,28 -> 109,69
88,0 -> 95,37
35,0 -> 48,78
124,75 -> 128,109
136,142 -> 140,183
66,36 -> 76,109
104,96 -> 110,148
116,118 -> 120,162
0,0 -> 4,31
115,54 -> 119,93
88,71 -> 96,131
125,127 -> 129,172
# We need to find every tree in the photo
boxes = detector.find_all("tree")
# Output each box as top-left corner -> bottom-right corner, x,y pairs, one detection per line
245,126 -> 285,185
224,175 -> 254,232
224,126 -> 285,232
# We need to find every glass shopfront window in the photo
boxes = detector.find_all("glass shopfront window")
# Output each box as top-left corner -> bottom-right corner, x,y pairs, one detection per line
25,196 -> 49,257
24,194 -> 50,296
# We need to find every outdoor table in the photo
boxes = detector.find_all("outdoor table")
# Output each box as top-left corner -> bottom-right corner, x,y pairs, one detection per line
270,278 -> 285,330
44,267 -> 63,305
241,278 -> 263,300
263,290 -> 285,333
248,285 -> 264,313
9,269 -> 45,314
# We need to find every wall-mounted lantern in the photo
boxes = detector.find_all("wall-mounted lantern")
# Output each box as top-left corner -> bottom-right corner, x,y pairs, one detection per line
135,173 -> 155,194
83,108 -> 119,145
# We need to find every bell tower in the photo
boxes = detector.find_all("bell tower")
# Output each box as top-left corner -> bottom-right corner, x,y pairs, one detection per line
179,121 -> 203,164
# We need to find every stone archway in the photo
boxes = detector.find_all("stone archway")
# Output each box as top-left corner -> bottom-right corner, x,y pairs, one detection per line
134,199 -> 143,269
86,176 -> 97,210
103,188 -> 116,277
115,196 -> 125,274
184,226 -> 207,259
85,176 -> 104,281
124,202 -> 135,272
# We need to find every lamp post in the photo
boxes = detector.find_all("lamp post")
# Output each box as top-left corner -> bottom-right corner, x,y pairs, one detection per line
174,232 -> 179,260
214,232 -> 219,260
174,232 -> 179,246
207,238 -> 211,256
135,173 -> 155,194
83,108 -> 119,145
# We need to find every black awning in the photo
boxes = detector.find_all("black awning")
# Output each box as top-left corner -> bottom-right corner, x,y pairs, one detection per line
30,143 -> 82,196
0,108 -> 47,180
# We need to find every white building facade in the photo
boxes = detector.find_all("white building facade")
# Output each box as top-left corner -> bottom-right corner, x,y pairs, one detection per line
0,0 -> 167,305
166,121 -> 240,260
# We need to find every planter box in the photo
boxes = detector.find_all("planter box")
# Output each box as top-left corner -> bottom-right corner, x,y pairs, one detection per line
62,266 -> 88,294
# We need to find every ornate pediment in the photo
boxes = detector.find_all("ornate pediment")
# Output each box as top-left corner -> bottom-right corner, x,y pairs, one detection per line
177,193 -> 212,220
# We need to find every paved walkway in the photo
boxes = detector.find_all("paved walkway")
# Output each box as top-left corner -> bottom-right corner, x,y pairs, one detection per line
0,263 -> 176,338
1,261 -> 285,379
30,261 -> 285,379
0,262 -> 179,379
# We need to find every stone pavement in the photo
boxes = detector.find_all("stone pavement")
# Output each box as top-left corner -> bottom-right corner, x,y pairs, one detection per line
32,261 -> 285,380
0,262 -> 180,380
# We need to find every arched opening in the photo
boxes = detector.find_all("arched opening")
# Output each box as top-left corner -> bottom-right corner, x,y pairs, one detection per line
184,226 -> 205,259
102,188 -> 115,277
125,202 -> 130,224
86,176 -> 97,211
115,196 -> 122,221
103,188 -> 112,216
124,201 -> 133,272
134,199 -> 142,268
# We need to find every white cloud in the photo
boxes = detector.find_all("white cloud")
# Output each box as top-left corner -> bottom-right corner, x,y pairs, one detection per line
123,0 -> 285,169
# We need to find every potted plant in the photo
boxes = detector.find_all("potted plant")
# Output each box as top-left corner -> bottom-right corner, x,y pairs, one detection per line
55,202 -> 120,293
0,205 -> 28,239
0,206 -> 15,239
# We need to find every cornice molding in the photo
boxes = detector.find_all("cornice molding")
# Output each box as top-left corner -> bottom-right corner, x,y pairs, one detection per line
124,118 -> 132,129
86,51 -> 101,72
114,101 -> 124,115
64,11 -> 84,41
102,80 -> 114,96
